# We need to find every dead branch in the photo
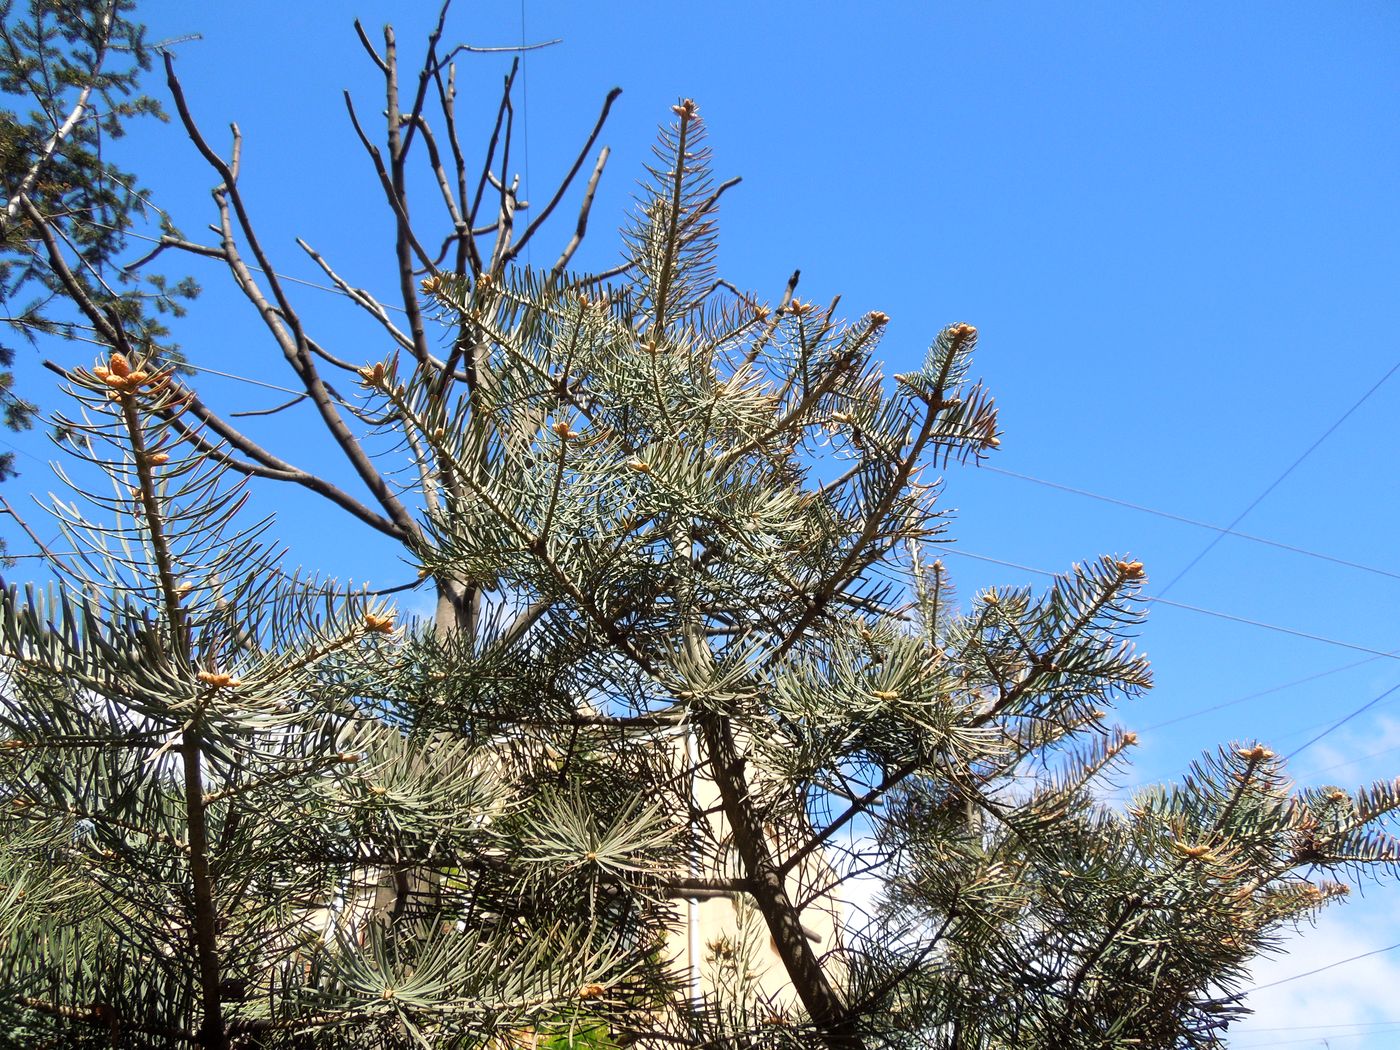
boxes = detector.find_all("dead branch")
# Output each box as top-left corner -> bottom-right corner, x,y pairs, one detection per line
165,53 -> 419,540
552,146 -> 609,275
503,86 -> 622,267
295,238 -> 415,353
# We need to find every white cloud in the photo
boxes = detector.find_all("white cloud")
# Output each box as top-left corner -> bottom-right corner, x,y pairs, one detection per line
1227,901 -> 1400,1050
1290,713 -> 1400,787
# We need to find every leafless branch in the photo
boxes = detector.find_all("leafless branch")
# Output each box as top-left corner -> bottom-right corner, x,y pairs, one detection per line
295,238 -> 414,352
164,54 -> 420,541
552,146 -> 609,275
229,394 -> 308,418
435,38 -> 561,64
341,91 -> 442,281
351,18 -> 389,73
123,234 -> 227,272
504,86 -> 622,267
468,59 -> 517,243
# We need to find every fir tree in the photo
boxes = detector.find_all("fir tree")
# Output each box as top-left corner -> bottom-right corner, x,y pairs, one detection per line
3,10 -> 1400,1050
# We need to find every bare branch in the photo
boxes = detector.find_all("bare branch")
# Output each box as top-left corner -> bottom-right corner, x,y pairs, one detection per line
552,146 -> 609,275
504,86 -> 622,267
296,239 -> 414,352
229,394 -> 308,418
342,92 -> 441,281
351,19 -> 389,73
123,234 -> 227,272
165,53 -> 420,540
435,38 -> 561,63
402,114 -> 464,230
468,59 -> 518,240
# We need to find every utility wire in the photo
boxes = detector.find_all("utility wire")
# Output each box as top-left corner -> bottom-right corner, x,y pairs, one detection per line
1248,940 -> 1400,992
1235,1020 -> 1400,1034
1142,653 -> 1388,731
1154,355 -> 1400,598
939,548 -> 1400,662
1292,738 -> 1400,783
8,342 -> 1398,664
518,0 -> 533,270
1229,1030 -> 1398,1048
979,463 -> 1400,583
1287,679 -> 1400,761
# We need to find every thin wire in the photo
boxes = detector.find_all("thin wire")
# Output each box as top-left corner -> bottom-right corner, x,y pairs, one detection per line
81,218 -> 409,314
1155,355 -> 1400,597
1286,679 -> 1400,760
939,548 -> 1400,662
979,463 -> 1400,583
1233,1020 -> 1400,1034
518,0 -> 533,270
1142,654 -> 1387,731
1248,940 -> 1400,991
1229,1031 -> 1397,1048
1292,739 -> 1400,782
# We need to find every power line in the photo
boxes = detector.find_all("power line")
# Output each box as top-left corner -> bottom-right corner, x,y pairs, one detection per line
518,0 -> 533,270
978,463 -> 1400,583
1230,1030 -> 1400,1048
1155,355 -> 1400,598
1235,1020 -> 1400,1034
1292,738 -> 1400,783
82,218 -> 409,313
1142,653 -> 1388,732
1287,679 -> 1400,761
1248,940 -> 1400,992
939,548 -> 1400,663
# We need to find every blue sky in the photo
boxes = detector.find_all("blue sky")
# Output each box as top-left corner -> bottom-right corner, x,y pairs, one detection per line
6,2 -> 1400,1044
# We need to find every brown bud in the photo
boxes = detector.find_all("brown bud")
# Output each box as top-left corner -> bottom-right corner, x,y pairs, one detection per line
1235,744 -> 1275,764
578,982 -> 607,1000
108,353 -> 132,379
869,311 -> 890,326
357,362 -> 388,386
625,458 -> 652,475
196,670 -> 240,689
1116,560 -> 1146,580
363,613 -> 396,635
670,98 -> 698,120
148,452 -> 170,466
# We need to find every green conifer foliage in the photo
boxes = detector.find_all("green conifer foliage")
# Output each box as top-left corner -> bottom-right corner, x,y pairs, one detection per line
0,0 -> 197,485
1,72 -> 1399,1050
